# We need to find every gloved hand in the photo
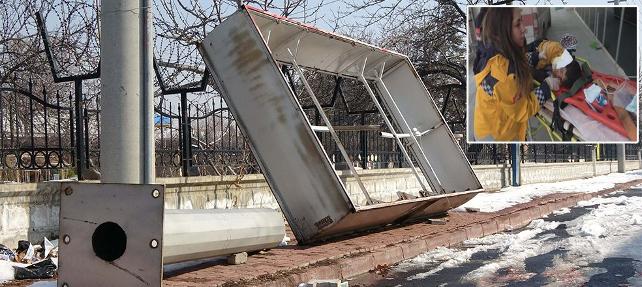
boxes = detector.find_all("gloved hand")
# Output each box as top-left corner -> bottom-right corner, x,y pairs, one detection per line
544,76 -> 560,91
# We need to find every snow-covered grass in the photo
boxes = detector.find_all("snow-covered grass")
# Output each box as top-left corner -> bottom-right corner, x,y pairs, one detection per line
457,170 -> 642,212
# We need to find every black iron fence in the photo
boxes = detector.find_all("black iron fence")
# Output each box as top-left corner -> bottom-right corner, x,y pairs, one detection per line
0,84 -> 72,181
2,12 -> 641,182
2,78 -> 641,182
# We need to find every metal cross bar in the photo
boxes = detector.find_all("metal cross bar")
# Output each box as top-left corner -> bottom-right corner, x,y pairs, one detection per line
356,58 -> 433,194
380,132 -> 411,139
372,62 -> 444,193
312,125 -> 382,132
288,49 -> 375,205
413,122 -> 444,137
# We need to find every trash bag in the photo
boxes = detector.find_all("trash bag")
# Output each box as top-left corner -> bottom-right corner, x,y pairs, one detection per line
0,244 -> 15,261
13,258 -> 57,280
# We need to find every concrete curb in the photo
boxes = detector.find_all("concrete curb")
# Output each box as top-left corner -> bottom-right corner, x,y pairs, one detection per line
253,179 -> 642,287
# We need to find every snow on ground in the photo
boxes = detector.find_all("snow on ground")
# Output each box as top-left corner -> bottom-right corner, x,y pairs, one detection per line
457,170 -> 642,212
0,261 -> 28,282
390,184 -> 642,286
27,281 -> 56,287
565,194 -> 642,262
395,219 -> 562,281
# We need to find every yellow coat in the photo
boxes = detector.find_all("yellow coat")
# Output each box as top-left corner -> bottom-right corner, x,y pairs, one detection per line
474,54 -> 541,141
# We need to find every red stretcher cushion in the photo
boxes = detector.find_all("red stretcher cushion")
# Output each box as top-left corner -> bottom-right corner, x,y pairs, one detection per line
554,70 -> 636,138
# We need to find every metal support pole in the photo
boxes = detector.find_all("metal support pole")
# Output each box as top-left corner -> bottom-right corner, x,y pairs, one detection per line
617,144 -> 625,172
356,60 -> 433,194
602,8 -> 607,44
594,8 -> 599,35
141,0 -> 155,184
360,114 -> 367,169
163,209 -> 284,264
371,63 -> 443,193
591,144 -> 597,176
511,144 -> 520,186
100,0 -> 154,183
615,7 -> 624,62
287,50 -> 374,205
180,93 -> 192,176
638,149 -> 641,169
360,73 -> 434,195
74,80 -> 85,180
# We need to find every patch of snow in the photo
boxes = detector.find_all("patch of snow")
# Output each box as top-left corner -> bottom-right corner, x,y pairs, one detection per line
403,188 -> 642,285
458,170 -> 642,212
565,195 -> 642,262
398,219 -> 560,282
552,207 -> 571,215
28,281 -> 56,287
0,260 -> 28,282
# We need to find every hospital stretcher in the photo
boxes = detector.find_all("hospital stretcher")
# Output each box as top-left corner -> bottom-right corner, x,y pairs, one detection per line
528,59 -> 635,142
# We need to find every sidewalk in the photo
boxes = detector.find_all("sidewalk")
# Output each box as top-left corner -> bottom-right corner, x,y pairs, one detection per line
159,171 -> 642,287
546,7 -> 626,77
2,172 -> 641,287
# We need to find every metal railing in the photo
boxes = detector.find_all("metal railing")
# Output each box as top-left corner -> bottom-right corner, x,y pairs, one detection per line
576,6 -> 636,78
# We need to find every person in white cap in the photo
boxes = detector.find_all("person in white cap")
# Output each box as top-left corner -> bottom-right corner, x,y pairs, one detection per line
534,36 -> 582,90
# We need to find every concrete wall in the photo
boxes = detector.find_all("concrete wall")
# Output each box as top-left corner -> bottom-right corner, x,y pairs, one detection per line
0,160 -> 639,245
0,183 -> 60,246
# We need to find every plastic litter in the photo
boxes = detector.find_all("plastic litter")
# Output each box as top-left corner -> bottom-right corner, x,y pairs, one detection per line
0,245 -> 15,262
43,238 -> 56,259
612,85 -> 636,114
13,258 -> 56,280
584,84 -> 607,111
279,235 -> 291,247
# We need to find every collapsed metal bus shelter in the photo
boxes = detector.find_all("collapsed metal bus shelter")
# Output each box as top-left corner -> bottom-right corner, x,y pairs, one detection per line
55,5 -> 483,287
199,6 -> 483,244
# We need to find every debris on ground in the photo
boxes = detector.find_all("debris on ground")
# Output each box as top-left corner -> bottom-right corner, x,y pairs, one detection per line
227,252 -> 248,265
279,235 -> 291,247
370,264 -> 391,276
0,245 -> 16,262
299,279 -> 349,287
13,259 -> 56,280
0,237 -> 59,282
427,218 -> 448,225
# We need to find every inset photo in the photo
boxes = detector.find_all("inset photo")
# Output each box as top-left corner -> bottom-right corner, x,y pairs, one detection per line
467,6 -> 638,143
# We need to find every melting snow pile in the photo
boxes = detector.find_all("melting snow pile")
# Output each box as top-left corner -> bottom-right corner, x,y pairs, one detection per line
395,185 -> 642,285
457,170 -> 642,212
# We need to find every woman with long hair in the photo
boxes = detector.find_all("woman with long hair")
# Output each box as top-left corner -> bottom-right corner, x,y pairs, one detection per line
473,7 -> 557,141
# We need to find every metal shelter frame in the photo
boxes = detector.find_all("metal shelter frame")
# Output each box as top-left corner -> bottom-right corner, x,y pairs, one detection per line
199,6 -> 483,243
